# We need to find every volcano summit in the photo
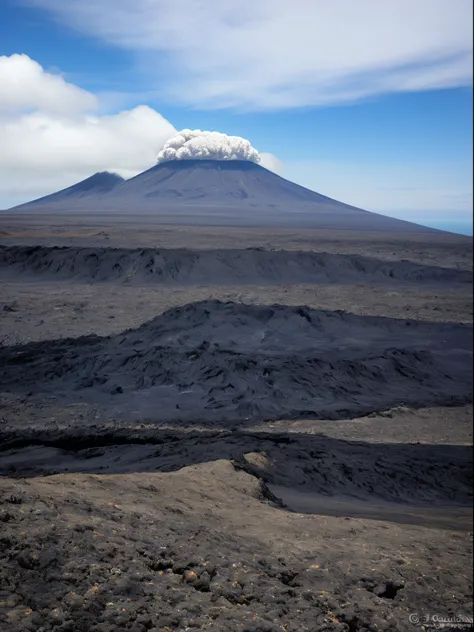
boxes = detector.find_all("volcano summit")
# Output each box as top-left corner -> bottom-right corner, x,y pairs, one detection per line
10,159 -> 435,232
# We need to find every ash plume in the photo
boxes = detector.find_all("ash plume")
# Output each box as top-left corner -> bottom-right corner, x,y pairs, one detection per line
156,129 -> 261,164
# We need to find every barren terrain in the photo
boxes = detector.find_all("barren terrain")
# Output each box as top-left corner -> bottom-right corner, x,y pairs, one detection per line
0,220 -> 472,632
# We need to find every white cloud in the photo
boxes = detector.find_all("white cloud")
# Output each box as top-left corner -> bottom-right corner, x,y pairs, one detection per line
0,105 -> 178,207
0,54 -> 178,207
1,106 -> 176,173
0,53 -> 97,113
29,0 -> 473,109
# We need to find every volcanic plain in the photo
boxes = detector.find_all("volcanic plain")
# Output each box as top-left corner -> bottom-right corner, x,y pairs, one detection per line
0,218 -> 472,632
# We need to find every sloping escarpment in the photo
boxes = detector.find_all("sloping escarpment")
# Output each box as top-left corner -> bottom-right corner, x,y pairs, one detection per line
0,429 -> 472,510
0,245 -> 472,285
0,301 -> 471,424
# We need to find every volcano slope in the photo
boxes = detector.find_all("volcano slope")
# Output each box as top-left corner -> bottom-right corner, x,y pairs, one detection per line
12,171 -> 124,209
0,225 -> 473,632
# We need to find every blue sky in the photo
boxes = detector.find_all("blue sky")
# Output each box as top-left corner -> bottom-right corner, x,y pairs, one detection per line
0,0 -> 472,234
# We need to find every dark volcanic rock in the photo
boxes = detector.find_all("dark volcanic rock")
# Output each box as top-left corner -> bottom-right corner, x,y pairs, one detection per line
0,300 -> 471,425
0,459 -> 471,632
0,245 -> 471,285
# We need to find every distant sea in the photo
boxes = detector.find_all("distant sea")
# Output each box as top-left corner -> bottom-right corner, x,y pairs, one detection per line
421,220 -> 473,236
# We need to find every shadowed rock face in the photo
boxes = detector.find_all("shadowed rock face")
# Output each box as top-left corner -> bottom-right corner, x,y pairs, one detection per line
1,245 -> 471,285
11,171 -> 124,208
8,160 -> 438,231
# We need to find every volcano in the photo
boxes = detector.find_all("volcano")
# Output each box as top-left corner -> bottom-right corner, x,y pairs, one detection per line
16,171 -> 124,208
9,160 -> 436,232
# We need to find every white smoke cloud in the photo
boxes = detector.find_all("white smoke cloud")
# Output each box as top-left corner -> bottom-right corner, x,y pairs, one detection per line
156,130 -> 261,164
259,152 -> 284,176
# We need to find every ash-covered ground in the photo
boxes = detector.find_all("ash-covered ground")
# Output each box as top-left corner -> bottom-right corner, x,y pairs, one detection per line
0,222 -> 472,632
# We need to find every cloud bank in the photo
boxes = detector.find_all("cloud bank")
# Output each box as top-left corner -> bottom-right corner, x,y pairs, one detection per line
0,54 -> 177,206
29,0 -> 473,109
0,54 -> 282,207
0,53 -> 97,113
156,130 -> 261,164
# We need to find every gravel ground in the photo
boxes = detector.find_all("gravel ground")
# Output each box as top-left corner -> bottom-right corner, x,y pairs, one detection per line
0,225 -> 472,632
